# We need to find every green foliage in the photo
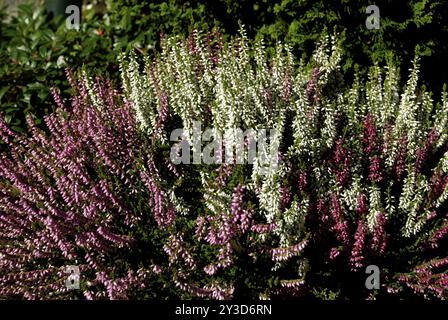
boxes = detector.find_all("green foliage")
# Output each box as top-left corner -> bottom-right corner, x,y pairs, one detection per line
102,0 -> 448,92
0,3 -> 116,131
216,0 -> 448,89
1,0 -> 447,132
105,0 -> 219,54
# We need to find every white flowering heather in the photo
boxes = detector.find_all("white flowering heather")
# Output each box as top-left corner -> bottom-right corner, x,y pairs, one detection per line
116,29 -> 448,299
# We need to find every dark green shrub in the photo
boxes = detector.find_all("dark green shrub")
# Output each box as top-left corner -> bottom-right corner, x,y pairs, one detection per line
105,0 -> 220,54
1,0 -> 447,132
105,0 -> 448,91
215,0 -> 448,90
0,3 -> 116,131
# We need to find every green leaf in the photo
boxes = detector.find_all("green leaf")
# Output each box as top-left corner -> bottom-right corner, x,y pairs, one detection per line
0,85 -> 9,100
39,46 -> 47,59
4,113 -> 12,124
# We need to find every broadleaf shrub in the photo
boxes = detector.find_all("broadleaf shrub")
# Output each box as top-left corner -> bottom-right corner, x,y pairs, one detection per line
0,3 -> 117,131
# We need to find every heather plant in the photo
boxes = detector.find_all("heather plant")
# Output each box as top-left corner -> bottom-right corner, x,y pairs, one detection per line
119,30 -> 448,299
1,30 -> 447,300
0,71 -> 182,299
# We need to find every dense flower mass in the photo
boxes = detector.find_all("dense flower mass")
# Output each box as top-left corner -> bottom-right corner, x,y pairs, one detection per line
0,74 -> 177,299
0,30 -> 447,300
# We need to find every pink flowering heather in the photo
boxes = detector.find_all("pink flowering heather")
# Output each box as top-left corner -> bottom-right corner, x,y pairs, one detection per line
393,134 -> 408,181
350,220 -> 367,271
0,75 -> 177,299
306,67 -> 322,105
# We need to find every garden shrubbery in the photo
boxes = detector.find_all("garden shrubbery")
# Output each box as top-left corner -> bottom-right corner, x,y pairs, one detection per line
1,31 -> 447,299
106,0 -> 448,96
1,0 -> 448,133
0,3 -> 118,132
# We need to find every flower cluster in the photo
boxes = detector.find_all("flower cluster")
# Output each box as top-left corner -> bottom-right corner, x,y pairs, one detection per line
0,75 -> 175,299
119,30 -> 447,299
1,30 -> 447,300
